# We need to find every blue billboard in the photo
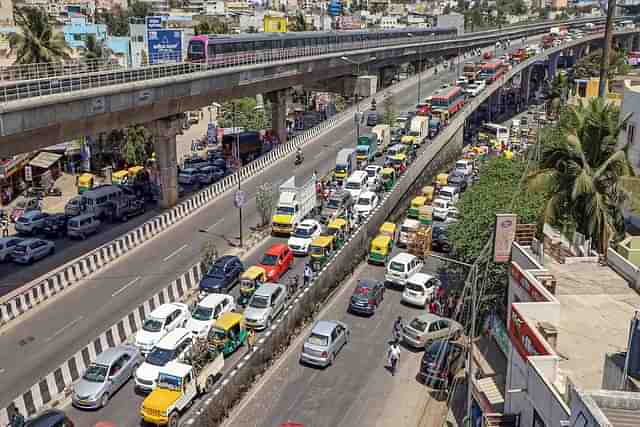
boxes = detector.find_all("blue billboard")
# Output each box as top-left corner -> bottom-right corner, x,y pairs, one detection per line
146,16 -> 163,30
147,29 -> 182,65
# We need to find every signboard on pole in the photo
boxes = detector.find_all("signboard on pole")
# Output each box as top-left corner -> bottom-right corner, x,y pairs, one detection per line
494,213 -> 517,262
146,16 -> 163,30
147,29 -> 182,65
24,165 -> 32,182
207,123 -> 216,145
234,190 -> 246,208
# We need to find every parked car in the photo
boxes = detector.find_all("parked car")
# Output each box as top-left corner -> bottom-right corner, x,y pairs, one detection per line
0,237 -> 22,262
385,252 -> 424,287
300,320 -> 350,367
10,197 -> 39,223
12,238 -> 55,264
185,294 -> 235,337
243,283 -> 288,330
402,314 -> 462,349
134,303 -> 191,354
257,243 -> 294,282
366,112 -> 379,127
288,219 -> 322,256
401,273 -> 438,307
431,226 -> 451,253
348,279 -> 385,315
24,409 -> 74,427
135,328 -> 193,392
64,196 -> 84,217
67,213 -> 101,239
178,168 -> 199,185
354,191 -> 379,219
42,214 -> 70,238
72,344 -> 143,409
197,166 -> 225,185
198,255 -> 245,295
15,210 -> 49,235
365,165 -> 383,191
418,339 -> 466,389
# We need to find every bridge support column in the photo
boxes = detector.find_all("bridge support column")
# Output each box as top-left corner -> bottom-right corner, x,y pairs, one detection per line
267,89 -> 288,145
548,51 -> 560,81
520,67 -> 532,106
153,116 -> 181,209
634,34 -> 640,52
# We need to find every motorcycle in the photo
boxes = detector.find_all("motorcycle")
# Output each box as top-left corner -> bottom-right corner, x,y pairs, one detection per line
295,152 -> 304,166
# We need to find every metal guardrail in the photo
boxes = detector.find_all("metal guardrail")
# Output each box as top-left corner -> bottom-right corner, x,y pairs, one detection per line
0,16 -> 609,104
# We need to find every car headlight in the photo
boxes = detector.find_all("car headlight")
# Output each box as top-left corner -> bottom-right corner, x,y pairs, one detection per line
268,270 -> 277,279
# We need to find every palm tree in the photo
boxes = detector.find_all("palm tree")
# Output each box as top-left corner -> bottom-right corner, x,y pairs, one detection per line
11,7 -> 70,67
547,73 -> 569,119
528,98 -> 631,252
81,35 -> 112,71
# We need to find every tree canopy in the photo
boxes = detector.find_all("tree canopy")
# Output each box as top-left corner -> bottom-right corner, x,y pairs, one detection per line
11,6 -> 70,65
217,98 -> 272,131
573,49 -> 630,83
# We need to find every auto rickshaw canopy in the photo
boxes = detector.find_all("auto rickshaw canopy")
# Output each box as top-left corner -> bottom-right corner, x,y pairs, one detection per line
435,173 -> 448,186
241,266 -> 267,281
311,235 -> 334,251
421,186 -> 435,201
214,312 -> 244,331
370,235 -> 392,253
112,170 -> 129,183
78,173 -> 95,186
382,167 -> 396,179
379,222 -> 396,237
328,218 -> 348,231
128,165 -> 145,176
411,196 -> 427,209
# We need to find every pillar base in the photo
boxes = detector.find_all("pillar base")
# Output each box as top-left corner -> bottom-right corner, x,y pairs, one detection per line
153,116 -> 181,209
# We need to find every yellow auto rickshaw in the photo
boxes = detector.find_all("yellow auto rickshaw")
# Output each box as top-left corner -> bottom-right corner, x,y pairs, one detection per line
309,235 -> 335,272
128,166 -> 146,184
408,196 -> 427,219
77,173 -> 95,194
390,154 -> 407,174
381,167 -> 397,191
368,235 -> 392,265
434,173 -> 448,189
325,218 -> 348,248
111,170 -> 129,185
504,149 -> 514,160
239,266 -> 267,307
400,135 -> 416,147
379,222 -> 397,244
421,185 -> 435,203
208,312 -> 247,357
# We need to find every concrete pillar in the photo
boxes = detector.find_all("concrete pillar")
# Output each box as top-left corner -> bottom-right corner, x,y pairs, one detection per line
633,34 -> 640,52
520,67 -> 532,106
548,51 -> 560,81
153,116 -> 181,209
267,89 -> 288,145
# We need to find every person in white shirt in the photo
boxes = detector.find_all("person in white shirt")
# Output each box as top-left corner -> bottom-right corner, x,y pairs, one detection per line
387,343 -> 401,376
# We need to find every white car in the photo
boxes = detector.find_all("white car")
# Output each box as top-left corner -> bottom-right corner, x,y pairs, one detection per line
185,294 -> 235,337
288,219 -> 322,256
456,76 -> 468,87
365,165 -> 383,191
432,198 -> 452,221
465,82 -> 485,97
354,191 -> 379,219
134,303 -> 190,354
402,273 -> 438,307
15,211 -> 48,235
0,237 -> 22,262
385,253 -> 424,287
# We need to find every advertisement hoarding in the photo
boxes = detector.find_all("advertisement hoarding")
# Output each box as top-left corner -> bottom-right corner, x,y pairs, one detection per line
494,213 -> 517,262
147,29 -> 182,65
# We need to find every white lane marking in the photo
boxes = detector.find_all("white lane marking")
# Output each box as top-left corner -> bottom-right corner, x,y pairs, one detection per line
204,218 -> 225,232
162,244 -> 189,262
111,276 -> 141,298
0,368 -> 5,374
45,316 -> 84,343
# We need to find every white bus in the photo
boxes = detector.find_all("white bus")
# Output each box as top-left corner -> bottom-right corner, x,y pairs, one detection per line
81,185 -> 124,219
478,123 -> 510,146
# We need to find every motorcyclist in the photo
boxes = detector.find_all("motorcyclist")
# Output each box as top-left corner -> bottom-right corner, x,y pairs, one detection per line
296,147 -> 303,164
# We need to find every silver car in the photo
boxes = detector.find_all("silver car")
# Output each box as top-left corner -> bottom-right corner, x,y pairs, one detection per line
300,320 -> 350,367
72,344 -> 143,409
402,313 -> 462,349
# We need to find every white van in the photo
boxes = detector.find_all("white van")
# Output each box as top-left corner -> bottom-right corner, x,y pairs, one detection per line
344,170 -> 368,201
67,213 -> 101,239
438,186 -> 459,204
385,253 -> 424,287
81,185 -> 123,219
135,328 -> 193,392
454,159 -> 474,176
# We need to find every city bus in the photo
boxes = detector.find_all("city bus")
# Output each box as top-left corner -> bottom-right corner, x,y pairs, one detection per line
430,86 -> 465,122
481,60 -> 507,84
478,123 -> 510,146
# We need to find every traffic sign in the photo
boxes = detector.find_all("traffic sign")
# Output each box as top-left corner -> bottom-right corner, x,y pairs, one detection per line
207,123 -> 216,145
25,165 -> 32,182
234,190 -> 246,209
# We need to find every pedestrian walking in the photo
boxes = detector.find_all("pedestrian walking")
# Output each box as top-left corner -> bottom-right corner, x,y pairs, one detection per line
303,263 -> 313,287
2,220 -> 8,237
393,316 -> 403,343
247,328 -> 256,352
387,342 -> 401,376
434,299 -> 442,316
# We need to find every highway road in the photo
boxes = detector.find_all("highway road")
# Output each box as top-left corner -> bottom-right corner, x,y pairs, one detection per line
0,39 -> 519,417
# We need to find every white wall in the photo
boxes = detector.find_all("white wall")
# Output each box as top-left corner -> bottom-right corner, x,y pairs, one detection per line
516,301 -> 562,328
619,81 -> 640,175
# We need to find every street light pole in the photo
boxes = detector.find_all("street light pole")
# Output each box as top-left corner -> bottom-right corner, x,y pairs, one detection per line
417,51 -> 422,106
356,62 -> 361,144
233,102 -> 243,248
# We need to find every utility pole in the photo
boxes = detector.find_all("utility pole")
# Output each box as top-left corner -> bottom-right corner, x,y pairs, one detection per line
232,102 -> 244,248
465,264 -> 478,427
417,51 -> 422,106
599,0 -> 617,98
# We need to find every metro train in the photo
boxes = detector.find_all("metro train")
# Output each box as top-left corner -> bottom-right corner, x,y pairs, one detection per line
186,27 -> 458,66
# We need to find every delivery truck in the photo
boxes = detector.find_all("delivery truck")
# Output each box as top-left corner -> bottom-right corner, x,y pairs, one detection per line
222,132 -> 269,165
335,148 -> 357,182
356,133 -> 378,165
408,116 -> 429,145
271,175 -> 317,235
372,124 -> 391,155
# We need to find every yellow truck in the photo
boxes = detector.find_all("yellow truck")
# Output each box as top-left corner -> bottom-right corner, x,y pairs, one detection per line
140,346 -> 224,427
271,175 -> 317,236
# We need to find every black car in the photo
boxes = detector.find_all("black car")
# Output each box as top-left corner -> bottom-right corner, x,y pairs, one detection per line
42,214 -> 70,238
348,279 -> 385,315
183,158 -> 209,171
447,172 -> 468,193
25,409 -> 74,427
198,255 -> 245,294
418,340 -> 465,389
431,226 -> 451,253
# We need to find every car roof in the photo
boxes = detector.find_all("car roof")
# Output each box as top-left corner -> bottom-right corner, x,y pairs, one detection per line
359,191 -> 376,198
94,345 -> 132,365
348,170 -> 368,179
312,320 -> 339,335
198,294 -> 229,308
254,282 -> 285,296
149,303 -> 184,318
216,255 -> 239,265
402,218 -> 420,226
69,213 -> 96,221
415,313 -> 443,323
298,219 -> 318,227
441,186 -> 457,192
21,210 -> 42,218
162,361 -> 193,377
17,238 -> 39,246
391,252 -> 417,263
357,279 -> 378,289
366,164 -> 382,170
0,237 -> 21,243
266,243 -> 288,254
408,272 -> 435,284
156,328 -> 191,348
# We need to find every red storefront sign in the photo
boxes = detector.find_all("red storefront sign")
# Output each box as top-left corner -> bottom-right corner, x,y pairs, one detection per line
509,306 -> 549,359
510,262 -> 546,302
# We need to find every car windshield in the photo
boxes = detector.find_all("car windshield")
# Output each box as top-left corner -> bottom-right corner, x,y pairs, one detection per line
250,295 -> 270,309
157,373 -> 182,391
16,217 -> 29,224
426,341 -> 448,360
366,169 -> 376,177
307,333 -> 329,346
345,182 -> 361,190
275,206 -> 295,215
410,318 -> 429,332
357,196 -> 371,206
260,254 -> 278,266
406,282 -> 424,293
390,261 -> 405,272
142,318 -> 163,333
293,227 -> 313,238
208,265 -> 225,278
146,348 -> 175,366
192,306 -> 214,321
327,198 -> 341,209
434,201 -> 447,209
82,363 -> 108,382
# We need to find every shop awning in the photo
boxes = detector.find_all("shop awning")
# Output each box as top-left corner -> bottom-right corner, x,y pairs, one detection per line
29,152 -> 62,169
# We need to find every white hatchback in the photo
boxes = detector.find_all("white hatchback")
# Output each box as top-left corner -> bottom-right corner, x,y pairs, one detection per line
432,198 -> 452,221
134,303 -> 190,354
288,219 -> 322,256
385,253 -> 424,287
354,191 -> 379,219
402,273 -> 438,307
185,294 -> 235,337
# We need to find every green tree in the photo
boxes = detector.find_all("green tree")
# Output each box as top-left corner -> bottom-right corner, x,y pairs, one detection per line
122,125 -> 152,166
129,1 -> 152,18
97,7 -> 129,36
11,6 -> 70,65
382,93 -> 396,126
194,18 -> 230,35
218,98 -> 272,131
527,98 -> 631,252
81,35 -> 112,71
547,73 -> 569,119
288,12 -> 308,32
573,49 -> 630,83
256,182 -> 275,227
200,240 -> 218,272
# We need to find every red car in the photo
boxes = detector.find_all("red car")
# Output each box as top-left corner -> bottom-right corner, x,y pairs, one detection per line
258,243 -> 294,282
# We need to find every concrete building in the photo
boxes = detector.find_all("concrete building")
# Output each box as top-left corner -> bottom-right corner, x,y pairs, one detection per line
619,80 -> 640,174
569,388 -> 640,427
63,17 -> 108,50
437,12 -> 464,35
204,0 -> 225,15
380,15 -> 400,29
500,237 -> 640,427
0,0 -> 13,25
139,0 -> 170,13
551,0 -> 568,9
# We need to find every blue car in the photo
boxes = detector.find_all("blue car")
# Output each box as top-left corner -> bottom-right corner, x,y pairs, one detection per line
199,255 -> 244,295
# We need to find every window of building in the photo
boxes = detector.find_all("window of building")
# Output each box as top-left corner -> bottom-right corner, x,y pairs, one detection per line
578,82 -> 587,98
627,124 -> 636,146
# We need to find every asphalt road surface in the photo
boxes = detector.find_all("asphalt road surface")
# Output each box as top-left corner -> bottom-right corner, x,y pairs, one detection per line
0,39 -> 521,415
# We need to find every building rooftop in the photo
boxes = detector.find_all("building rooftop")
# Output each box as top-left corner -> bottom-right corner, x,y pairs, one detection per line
544,257 -> 640,390
570,388 -> 640,427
